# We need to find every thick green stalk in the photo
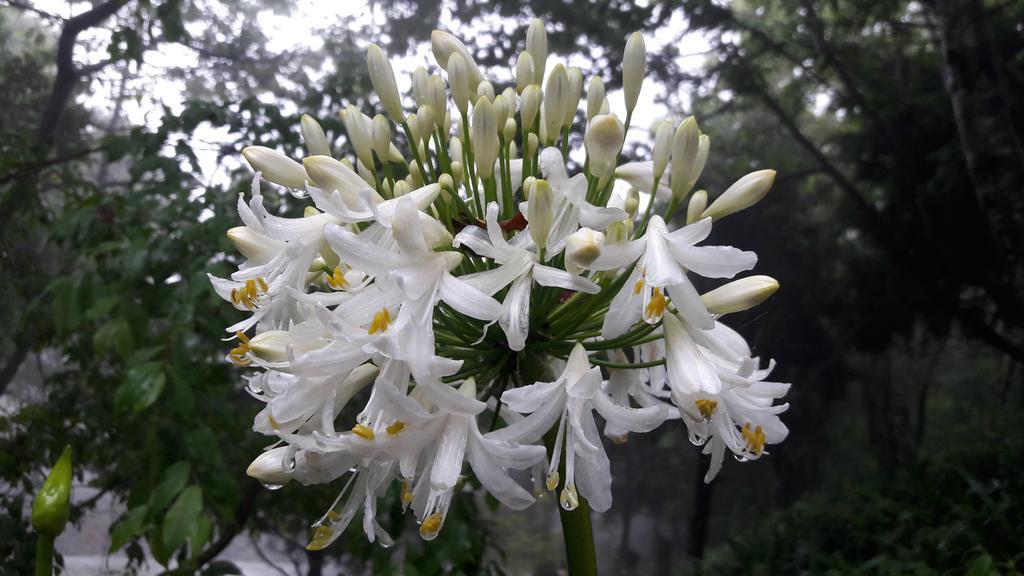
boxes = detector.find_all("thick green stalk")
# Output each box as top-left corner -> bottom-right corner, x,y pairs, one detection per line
35,533 -> 54,576
558,498 -> 598,576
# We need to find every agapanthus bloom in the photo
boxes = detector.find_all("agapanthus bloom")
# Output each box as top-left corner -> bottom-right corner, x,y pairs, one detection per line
211,18 -> 791,552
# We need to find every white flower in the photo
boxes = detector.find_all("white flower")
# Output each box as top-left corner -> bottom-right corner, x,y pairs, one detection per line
491,343 -> 666,512
588,215 -> 756,338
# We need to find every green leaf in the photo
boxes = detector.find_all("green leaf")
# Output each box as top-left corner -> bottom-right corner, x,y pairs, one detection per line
162,485 -> 203,554
189,511 -> 213,560
148,523 -> 172,567
93,319 -> 135,360
109,504 -> 149,552
85,295 -> 119,321
147,461 -> 190,517
51,277 -> 81,335
114,362 -> 166,414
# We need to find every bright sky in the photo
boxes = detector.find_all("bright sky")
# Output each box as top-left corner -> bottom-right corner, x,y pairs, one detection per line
31,0 -> 711,199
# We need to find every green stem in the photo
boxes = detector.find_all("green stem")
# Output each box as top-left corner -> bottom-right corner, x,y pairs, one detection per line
558,498 -> 598,576
35,533 -> 54,576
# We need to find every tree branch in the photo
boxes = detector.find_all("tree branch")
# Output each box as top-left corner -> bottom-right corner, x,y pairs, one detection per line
1,0 -> 65,22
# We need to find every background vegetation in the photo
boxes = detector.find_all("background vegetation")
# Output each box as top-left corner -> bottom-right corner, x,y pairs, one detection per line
1,0 -> 1022,574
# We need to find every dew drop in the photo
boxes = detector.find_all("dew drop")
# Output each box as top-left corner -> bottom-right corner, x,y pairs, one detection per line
733,454 -> 749,463
261,482 -> 284,491
688,431 -> 707,446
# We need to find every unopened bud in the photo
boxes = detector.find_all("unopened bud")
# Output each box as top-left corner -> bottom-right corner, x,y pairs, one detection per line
341,106 -> 375,170
503,118 -> 517,142
564,67 -> 583,126
527,179 -> 554,250
686,190 -> 707,224
527,133 -> 539,159
367,44 -> 404,121
472,96 -> 499,179
300,114 -> 331,157
702,170 -> 776,220
515,52 -> 535,93
520,85 -> 542,133
372,114 -> 391,161
428,75 -> 448,125
304,155 -> 376,207
586,76 -> 606,120
416,105 -> 434,144
477,80 -> 495,102
585,114 -> 625,180
493,95 -> 511,132
669,116 -> 699,199
624,188 -> 640,217
242,146 -> 307,189
393,180 -> 411,197
526,19 -> 548,85
227,226 -> 281,261
249,330 -> 291,362
247,446 -> 294,486
689,134 -> 709,192
449,136 -> 463,163
700,276 -> 779,314
451,161 -> 464,185
447,52 -> 471,116
522,176 -> 536,199
431,30 -> 483,90
606,219 -> 633,243
543,64 -> 568,142
438,173 -> 454,193
623,32 -> 646,115
32,446 -> 72,536
565,227 -> 605,273
652,119 -> 674,181
412,66 -> 430,105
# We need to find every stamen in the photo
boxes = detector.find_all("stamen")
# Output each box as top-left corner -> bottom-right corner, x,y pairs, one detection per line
386,421 -> 406,436
611,435 -> 628,445
419,512 -> 443,540
351,423 -> 376,440
401,481 -> 414,506
368,308 -> 392,334
559,484 -> 579,511
326,510 -> 341,522
268,414 -> 281,431
695,399 -> 718,421
325,266 -> 349,290
545,472 -> 560,492
644,287 -> 667,320
233,277 -> 269,309
633,278 -> 644,295
305,525 -> 333,551
229,331 -> 252,366
741,423 -> 766,456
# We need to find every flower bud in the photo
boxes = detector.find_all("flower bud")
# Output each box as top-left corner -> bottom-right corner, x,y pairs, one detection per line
565,227 -> 605,274
702,170 -> 776,220
447,52 -> 471,116
686,190 -> 708,224
564,67 -> 583,126
249,330 -> 291,362
543,64 -> 568,142
477,80 -> 495,102
427,75 -> 448,126
669,116 -> 699,199
304,154 -> 378,207
300,114 -> 331,157
520,85 -> 542,133
527,132 -> 539,159
509,140 -> 518,160
623,32 -> 646,115
438,173 -> 455,193
387,143 -> 406,164
406,112 -> 421,146
522,176 -> 536,199
449,136 -> 463,163
341,106 -> 375,170
652,119 -> 674,181
432,30 -> 482,90
393,180 -> 411,197
372,114 -> 391,161
515,52 -> 535,93
242,146 -> 308,189
227,226 -> 281,261
700,276 -> 779,314
357,159 -> 375,187
493,94 -> 511,132
416,105 -> 434,144
624,188 -> 640,217
586,76 -> 606,120
32,446 -> 72,536
451,160 -> 464,185
527,179 -> 554,250
503,117 -> 517,142
367,43 -> 404,121
606,219 -> 633,243
599,98 -> 610,115
526,19 -> 548,85
247,446 -> 294,486
408,160 -> 423,187
412,66 -> 430,105
689,134 -> 710,192
472,97 -> 499,179
585,114 -> 625,180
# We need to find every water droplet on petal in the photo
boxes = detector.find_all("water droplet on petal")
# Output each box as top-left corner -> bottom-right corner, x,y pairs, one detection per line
261,482 -> 284,491
688,431 -> 707,446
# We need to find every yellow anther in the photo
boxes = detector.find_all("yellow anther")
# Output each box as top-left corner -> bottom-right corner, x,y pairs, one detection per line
267,414 -> 281,431
326,510 -> 341,522
351,423 -> 376,440
386,421 -> 406,436
644,287 -> 667,320
401,481 -> 414,505
257,277 -> 269,292
233,277 -> 269,309
545,472 -> 560,492
559,484 -> 579,511
419,512 -> 443,540
633,278 -> 644,295
229,331 -> 252,366
741,423 -> 766,456
305,525 -> 333,551
611,435 -> 628,445
695,399 -> 718,421
368,308 -> 392,335
325,266 -> 349,290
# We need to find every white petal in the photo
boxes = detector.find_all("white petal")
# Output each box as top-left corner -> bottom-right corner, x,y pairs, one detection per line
589,240 -> 643,270
498,272 -> 532,351
430,417 -> 469,490
533,264 -> 600,294
601,267 -> 644,339
439,273 -> 502,321
670,244 -> 757,279
500,379 -> 562,413
416,381 -> 486,416
467,433 -> 537,510
667,278 -> 715,330
664,312 -> 721,395
591,390 -> 667,433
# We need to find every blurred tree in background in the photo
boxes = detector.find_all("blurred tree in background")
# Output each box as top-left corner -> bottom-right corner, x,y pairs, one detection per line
0,0 -> 1021,574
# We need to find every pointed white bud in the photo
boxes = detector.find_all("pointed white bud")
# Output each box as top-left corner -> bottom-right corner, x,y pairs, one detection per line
688,134 -> 710,193
476,80 -> 495,102
451,160 -> 464,185
387,143 -> 406,164
503,117 -> 517,142
526,19 -> 548,85
472,96 -> 499,179
515,52 -> 535,93
447,52 -> 471,116
449,136 -> 463,163
408,160 -> 423,187
528,180 -> 554,250
431,30 -> 482,90
669,116 -> 700,199
406,112 -> 420,147
300,115 -> 331,157
372,114 -> 391,161
226,226 -> 282,261
493,94 -> 511,132
565,227 -> 605,274
357,158 -> 375,186
307,155 -> 374,203
527,132 -> 539,159
624,188 -> 640,217
520,85 -> 542,133
652,119 -> 674,181
247,447 -> 293,486
585,114 -> 625,180
701,276 -> 779,315
586,76 -> 606,120
508,139 -> 518,160
686,190 -> 707,224
248,330 -> 291,362
242,146 -> 307,189
416,105 -> 434,144
427,75 -> 448,126
543,64 -> 568,143
393,180 -> 411,197
367,44 -> 404,121
412,66 -> 430,105
702,170 -> 776,220
606,219 -> 633,243
341,106 -> 375,170
599,98 -> 610,115
564,67 -> 584,126
622,32 -> 646,115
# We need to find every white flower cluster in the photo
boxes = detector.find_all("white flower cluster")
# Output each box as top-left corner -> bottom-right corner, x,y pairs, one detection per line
210,20 -> 790,549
